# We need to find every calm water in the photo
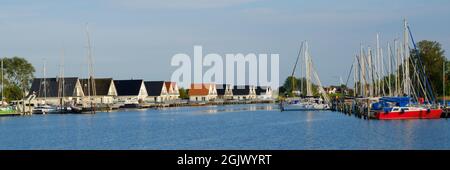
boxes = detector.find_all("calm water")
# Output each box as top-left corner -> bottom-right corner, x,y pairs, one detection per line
1,104 -> 450,150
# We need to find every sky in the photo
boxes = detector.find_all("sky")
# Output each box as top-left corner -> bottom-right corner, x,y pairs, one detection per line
1,0 -> 449,87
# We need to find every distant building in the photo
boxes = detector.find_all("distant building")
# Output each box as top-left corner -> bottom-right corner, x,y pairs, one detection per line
79,78 -> 117,104
188,83 -> 217,102
216,84 -> 233,100
323,86 -> 344,94
232,85 -> 256,100
113,80 -> 148,104
256,86 -> 273,100
144,81 -> 168,103
28,77 -> 84,105
165,81 -> 180,100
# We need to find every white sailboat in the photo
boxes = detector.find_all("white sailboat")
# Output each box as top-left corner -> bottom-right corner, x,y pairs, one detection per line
32,59 -> 57,114
281,41 -> 330,111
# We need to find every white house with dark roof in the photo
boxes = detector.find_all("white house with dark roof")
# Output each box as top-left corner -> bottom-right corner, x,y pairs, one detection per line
256,86 -> 273,100
28,77 -> 84,105
144,81 -> 168,103
113,79 -> 148,104
216,84 -> 233,100
232,85 -> 256,100
79,78 -> 117,104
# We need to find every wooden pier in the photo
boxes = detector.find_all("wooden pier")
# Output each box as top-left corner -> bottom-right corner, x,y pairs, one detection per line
331,98 -> 374,120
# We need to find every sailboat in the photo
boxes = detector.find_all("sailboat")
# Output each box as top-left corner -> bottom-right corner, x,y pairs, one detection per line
281,41 -> 330,111
32,59 -> 57,114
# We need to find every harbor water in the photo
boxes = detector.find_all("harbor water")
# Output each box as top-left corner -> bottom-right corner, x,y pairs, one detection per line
0,104 -> 450,150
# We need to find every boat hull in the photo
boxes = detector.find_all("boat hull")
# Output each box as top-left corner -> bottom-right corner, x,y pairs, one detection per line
375,109 -> 442,120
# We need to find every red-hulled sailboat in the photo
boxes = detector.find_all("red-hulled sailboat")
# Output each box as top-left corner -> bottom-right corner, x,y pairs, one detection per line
374,106 -> 442,120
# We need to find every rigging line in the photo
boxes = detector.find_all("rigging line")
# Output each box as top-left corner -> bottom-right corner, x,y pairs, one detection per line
290,42 -> 304,78
289,42 -> 304,92
407,25 -> 436,103
409,56 -> 429,104
345,56 -> 356,88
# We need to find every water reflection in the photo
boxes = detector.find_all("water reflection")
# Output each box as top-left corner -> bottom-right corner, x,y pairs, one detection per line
403,120 -> 415,149
201,105 -> 275,114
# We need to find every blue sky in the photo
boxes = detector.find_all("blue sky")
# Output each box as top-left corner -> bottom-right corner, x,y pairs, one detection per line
1,0 -> 449,86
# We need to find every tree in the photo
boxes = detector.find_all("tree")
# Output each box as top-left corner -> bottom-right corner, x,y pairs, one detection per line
279,76 -> 320,97
414,40 -> 446,97
1,57 -> 35,101
178,88 -> 189,99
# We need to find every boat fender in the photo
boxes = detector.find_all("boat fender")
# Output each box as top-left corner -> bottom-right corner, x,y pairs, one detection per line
427,109 -> 431,113
400,109 -> 405,114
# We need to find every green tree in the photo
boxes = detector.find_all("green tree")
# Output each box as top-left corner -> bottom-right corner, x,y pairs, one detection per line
178,88 -> 189,99
1,57 -> 35,101
279,76 -> 321,97
414,40 -> 446,97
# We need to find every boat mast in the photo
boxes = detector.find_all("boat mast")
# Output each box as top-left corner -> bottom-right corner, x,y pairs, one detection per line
395,39 -> 400,96
376,33 -> 380,96
387,42 -> 392,96
354,55 -> 358,97
444,57 -> 446,107
85,24 -> 96,113
58,48 -> 65,111
305,41 -> 313,97
368,47 -> 373,97
1,58 -> 3,106
381,48 -> 385,96
360,44 -> 365,97
43,59 -> 47,104
403,19 -> 411,97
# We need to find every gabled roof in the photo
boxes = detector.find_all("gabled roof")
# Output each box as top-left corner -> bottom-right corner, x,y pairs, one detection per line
216,84 -> 231,96
113,79 -> 144,96
145,81 -> 165,96
79,78 -> 114,96
29,77 -> 80,97
233,85 -> 253,95
189,83 -> 214,96
256,86 -> 270,95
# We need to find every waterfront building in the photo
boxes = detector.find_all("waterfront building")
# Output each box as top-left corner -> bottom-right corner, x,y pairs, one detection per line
28,77 -> 84,105
232,85 -> 257,100
216,84 -> 233,100
323,86 -> 343,94
79,78 -> 117,104
144,81 -> 168,103
188,83 -> 217,102
113,80 -> 148,104
164,82 -> 180,101
256,86 -> 273,100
